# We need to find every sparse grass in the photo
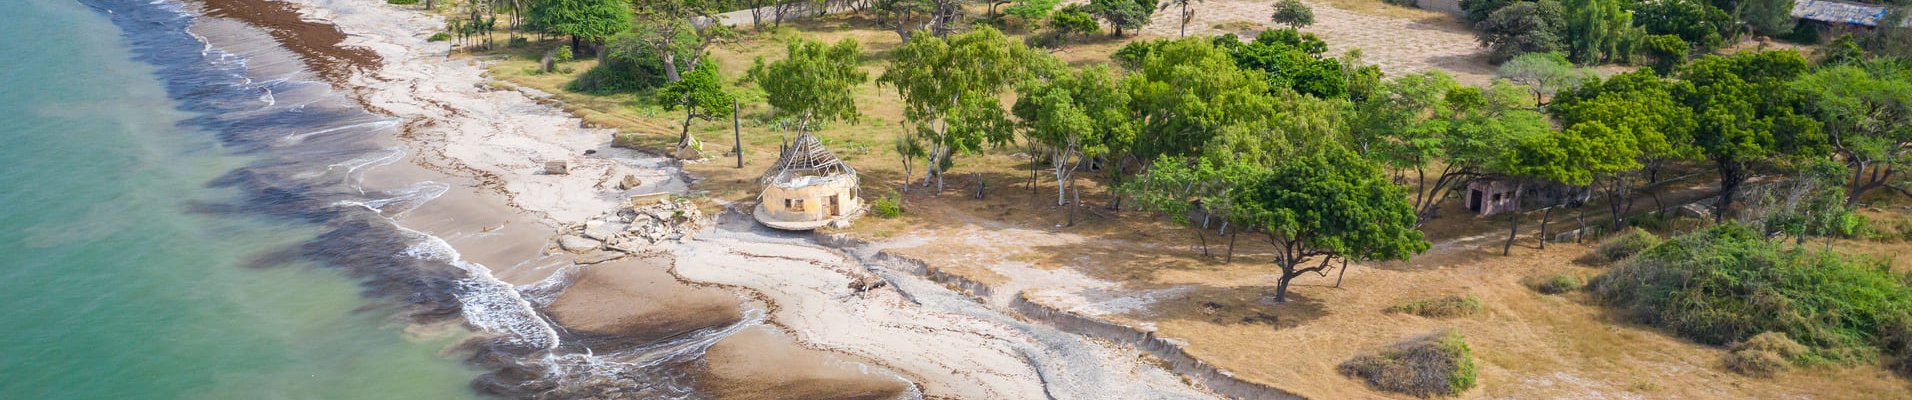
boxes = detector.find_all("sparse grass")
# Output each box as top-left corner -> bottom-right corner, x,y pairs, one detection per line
1339,330 -> 1478,397
1211,20 -> 1261,31
1597,227 -> 1661,263
1522,274 -> 1582,294
1385,295 -> 1484,318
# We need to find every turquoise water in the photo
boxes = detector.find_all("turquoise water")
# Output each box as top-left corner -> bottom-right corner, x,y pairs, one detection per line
0,1 -> 485,398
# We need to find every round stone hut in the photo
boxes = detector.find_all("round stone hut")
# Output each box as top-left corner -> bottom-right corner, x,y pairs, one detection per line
754,132 -> 862,230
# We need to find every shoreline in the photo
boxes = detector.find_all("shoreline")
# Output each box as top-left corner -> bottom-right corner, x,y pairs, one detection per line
194,0 -> 1240,398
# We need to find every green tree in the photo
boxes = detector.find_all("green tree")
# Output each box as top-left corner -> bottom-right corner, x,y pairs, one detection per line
1049,4 -> 1101,44
1677,51 -> 1825,221
524,0 -> 633,55
748,38 -> 869,134
1014,64 -> 1133,215
630,0 -> 735,82
1640,34 -> 1688,76
1217,29 -> 1373,99
878,26 -> 1048,194
1791,62 -> 1912,205
1231,147 -> 1429,302
1553,70 -> 1699,213
1354,72 -> 1551,223
1562,0 -> 1637,64
1474,0 -> 1566,64
1631,0 -> 1731,51
1271,0 -> 1315,29
1738,0 -> 1797,37
1495,52 -> 1595,107
1085,0 -> 1156,36
1459,0 -> 1519,24
1123,38 -> 1275,163
659,58 -> 735,153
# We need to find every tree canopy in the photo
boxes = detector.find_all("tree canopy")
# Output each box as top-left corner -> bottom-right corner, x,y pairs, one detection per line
525,0 -> 633,52
1232,146 -> 1428,302
1271,0 -> 1315,28
878,26 -> 1051,193
749,37 -> 870,132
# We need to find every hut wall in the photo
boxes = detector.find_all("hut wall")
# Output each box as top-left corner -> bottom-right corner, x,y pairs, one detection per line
759,178 -> 862,223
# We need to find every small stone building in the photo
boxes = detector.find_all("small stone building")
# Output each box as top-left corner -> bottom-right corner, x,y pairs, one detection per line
754,132 -> 862,230
1466,180 -> 1521,216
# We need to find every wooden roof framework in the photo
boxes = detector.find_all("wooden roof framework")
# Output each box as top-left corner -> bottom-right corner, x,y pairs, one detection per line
761,132 -> 856,186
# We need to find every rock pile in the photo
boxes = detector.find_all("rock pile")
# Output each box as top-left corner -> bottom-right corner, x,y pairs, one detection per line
552,195 -> 705,263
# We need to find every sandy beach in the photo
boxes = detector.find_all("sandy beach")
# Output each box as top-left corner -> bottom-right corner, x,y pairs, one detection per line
180,0 -> 1227,397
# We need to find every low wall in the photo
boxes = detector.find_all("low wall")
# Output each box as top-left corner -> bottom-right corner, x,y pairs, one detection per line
812,232 -> 1306,400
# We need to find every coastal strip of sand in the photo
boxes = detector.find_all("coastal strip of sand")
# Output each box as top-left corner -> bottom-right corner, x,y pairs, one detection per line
190,0 -> 1221,397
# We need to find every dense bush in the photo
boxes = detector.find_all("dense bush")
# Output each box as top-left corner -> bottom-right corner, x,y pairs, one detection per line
386,0 -> 419,4
1629,0 -> 1731,51
427,32 -> 452,42
568,33 -> 680,94
873,196 -> 902,218
1386,295 -> 1485,318
1592,224 -> 1912,365
1597,227 -> 1661,262
1339,330 -> 1479,397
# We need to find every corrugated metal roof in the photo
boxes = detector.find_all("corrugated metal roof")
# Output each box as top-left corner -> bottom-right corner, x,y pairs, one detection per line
1792,0 -> 1909,27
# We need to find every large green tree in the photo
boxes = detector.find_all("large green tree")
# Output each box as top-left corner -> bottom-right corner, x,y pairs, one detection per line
1270,0 -> 1314,29
1353,72 -> 1552,224
1792,62 -> 1912,205
1014,64 -> 1133,212
1086,0 -> 1156,37
525,0 -> 633,54
878,26 -> 1048,194
1676,50 -> 1825,221
630,0 -> 734,82
1474,0 -> 1566,64
1231,146 -> 1429,302
749,38 -> 869,133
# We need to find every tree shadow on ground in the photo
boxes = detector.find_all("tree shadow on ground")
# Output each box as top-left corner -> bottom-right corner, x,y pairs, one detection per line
1138,285 -> 1329,329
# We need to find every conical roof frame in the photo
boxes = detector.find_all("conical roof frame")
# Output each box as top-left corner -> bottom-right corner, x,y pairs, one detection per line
760,131 -> 856,186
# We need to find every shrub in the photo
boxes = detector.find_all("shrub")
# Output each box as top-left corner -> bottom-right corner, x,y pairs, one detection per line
569,33 -> 681,93
1523,274 -> 1582,294
873,196 -> 902,218
1726,332 -> 1808,377
554,46 -> 573,63
1386,295 -> 1485,318
1339,330 -> 1478,397
427,32 -> 451,42
1592,224 -> 1912,366
386,0 -> 419,4
1597,227 -> 1661,262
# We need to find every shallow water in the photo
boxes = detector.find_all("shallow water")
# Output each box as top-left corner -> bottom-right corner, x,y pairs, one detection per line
0,1 -> 484,398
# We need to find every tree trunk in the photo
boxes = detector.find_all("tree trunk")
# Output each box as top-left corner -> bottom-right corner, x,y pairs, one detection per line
1068,176 -> 1081,227
1503,208 -> 1519,256
570,35 -> 580,57
663,51 -> 683,82
1538,206 -> 1553,250
1335,258 -> 1348,288
679,107 -> 697,149
1714,157 -> 1747,223
1226,230 -> 1238,263
1194,224 -> 1209,256
733,99 -> 743,168
1849,161 -> 1870,206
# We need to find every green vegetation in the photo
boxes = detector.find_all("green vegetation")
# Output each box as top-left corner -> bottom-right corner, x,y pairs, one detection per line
1047,4 -> 1100,44
1593,224 -> 1912,365
1339,330 -> 1479,397
873,196 -> 903,218
524,0 -> 631,54
1385,295 -> 1485,318
1524,273 -> 1582,294
1085,0 -> 1155,37
1596,227 -> 1660,262
658,58 -> 734,150
427,32 -> 451,42
387,0 -> 419,5
1270,0 -> 1314,29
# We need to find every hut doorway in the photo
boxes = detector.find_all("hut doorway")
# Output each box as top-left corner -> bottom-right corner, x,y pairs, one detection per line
828,194 -> 841,216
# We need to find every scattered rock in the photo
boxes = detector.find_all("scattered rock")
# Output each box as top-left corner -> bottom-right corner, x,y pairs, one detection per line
830,219 -> 852,229
574,250 -> 624,265
583,220 -> 627,241
618,174 -> 643,190
544,160 -> 569,175
584,149 -> 597,155
557,235 -> 600,253
675,145 -> 703,161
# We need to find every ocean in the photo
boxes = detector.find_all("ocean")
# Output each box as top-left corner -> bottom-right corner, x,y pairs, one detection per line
0,0 -> 486,398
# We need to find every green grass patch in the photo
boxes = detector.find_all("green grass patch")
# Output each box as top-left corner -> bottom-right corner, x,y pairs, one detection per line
873,196 -> 902,218
386,0 -> 419,4
1339,330 -> 1478,397
1385,295 -> 1485,318
1592,224 -> 1912,366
